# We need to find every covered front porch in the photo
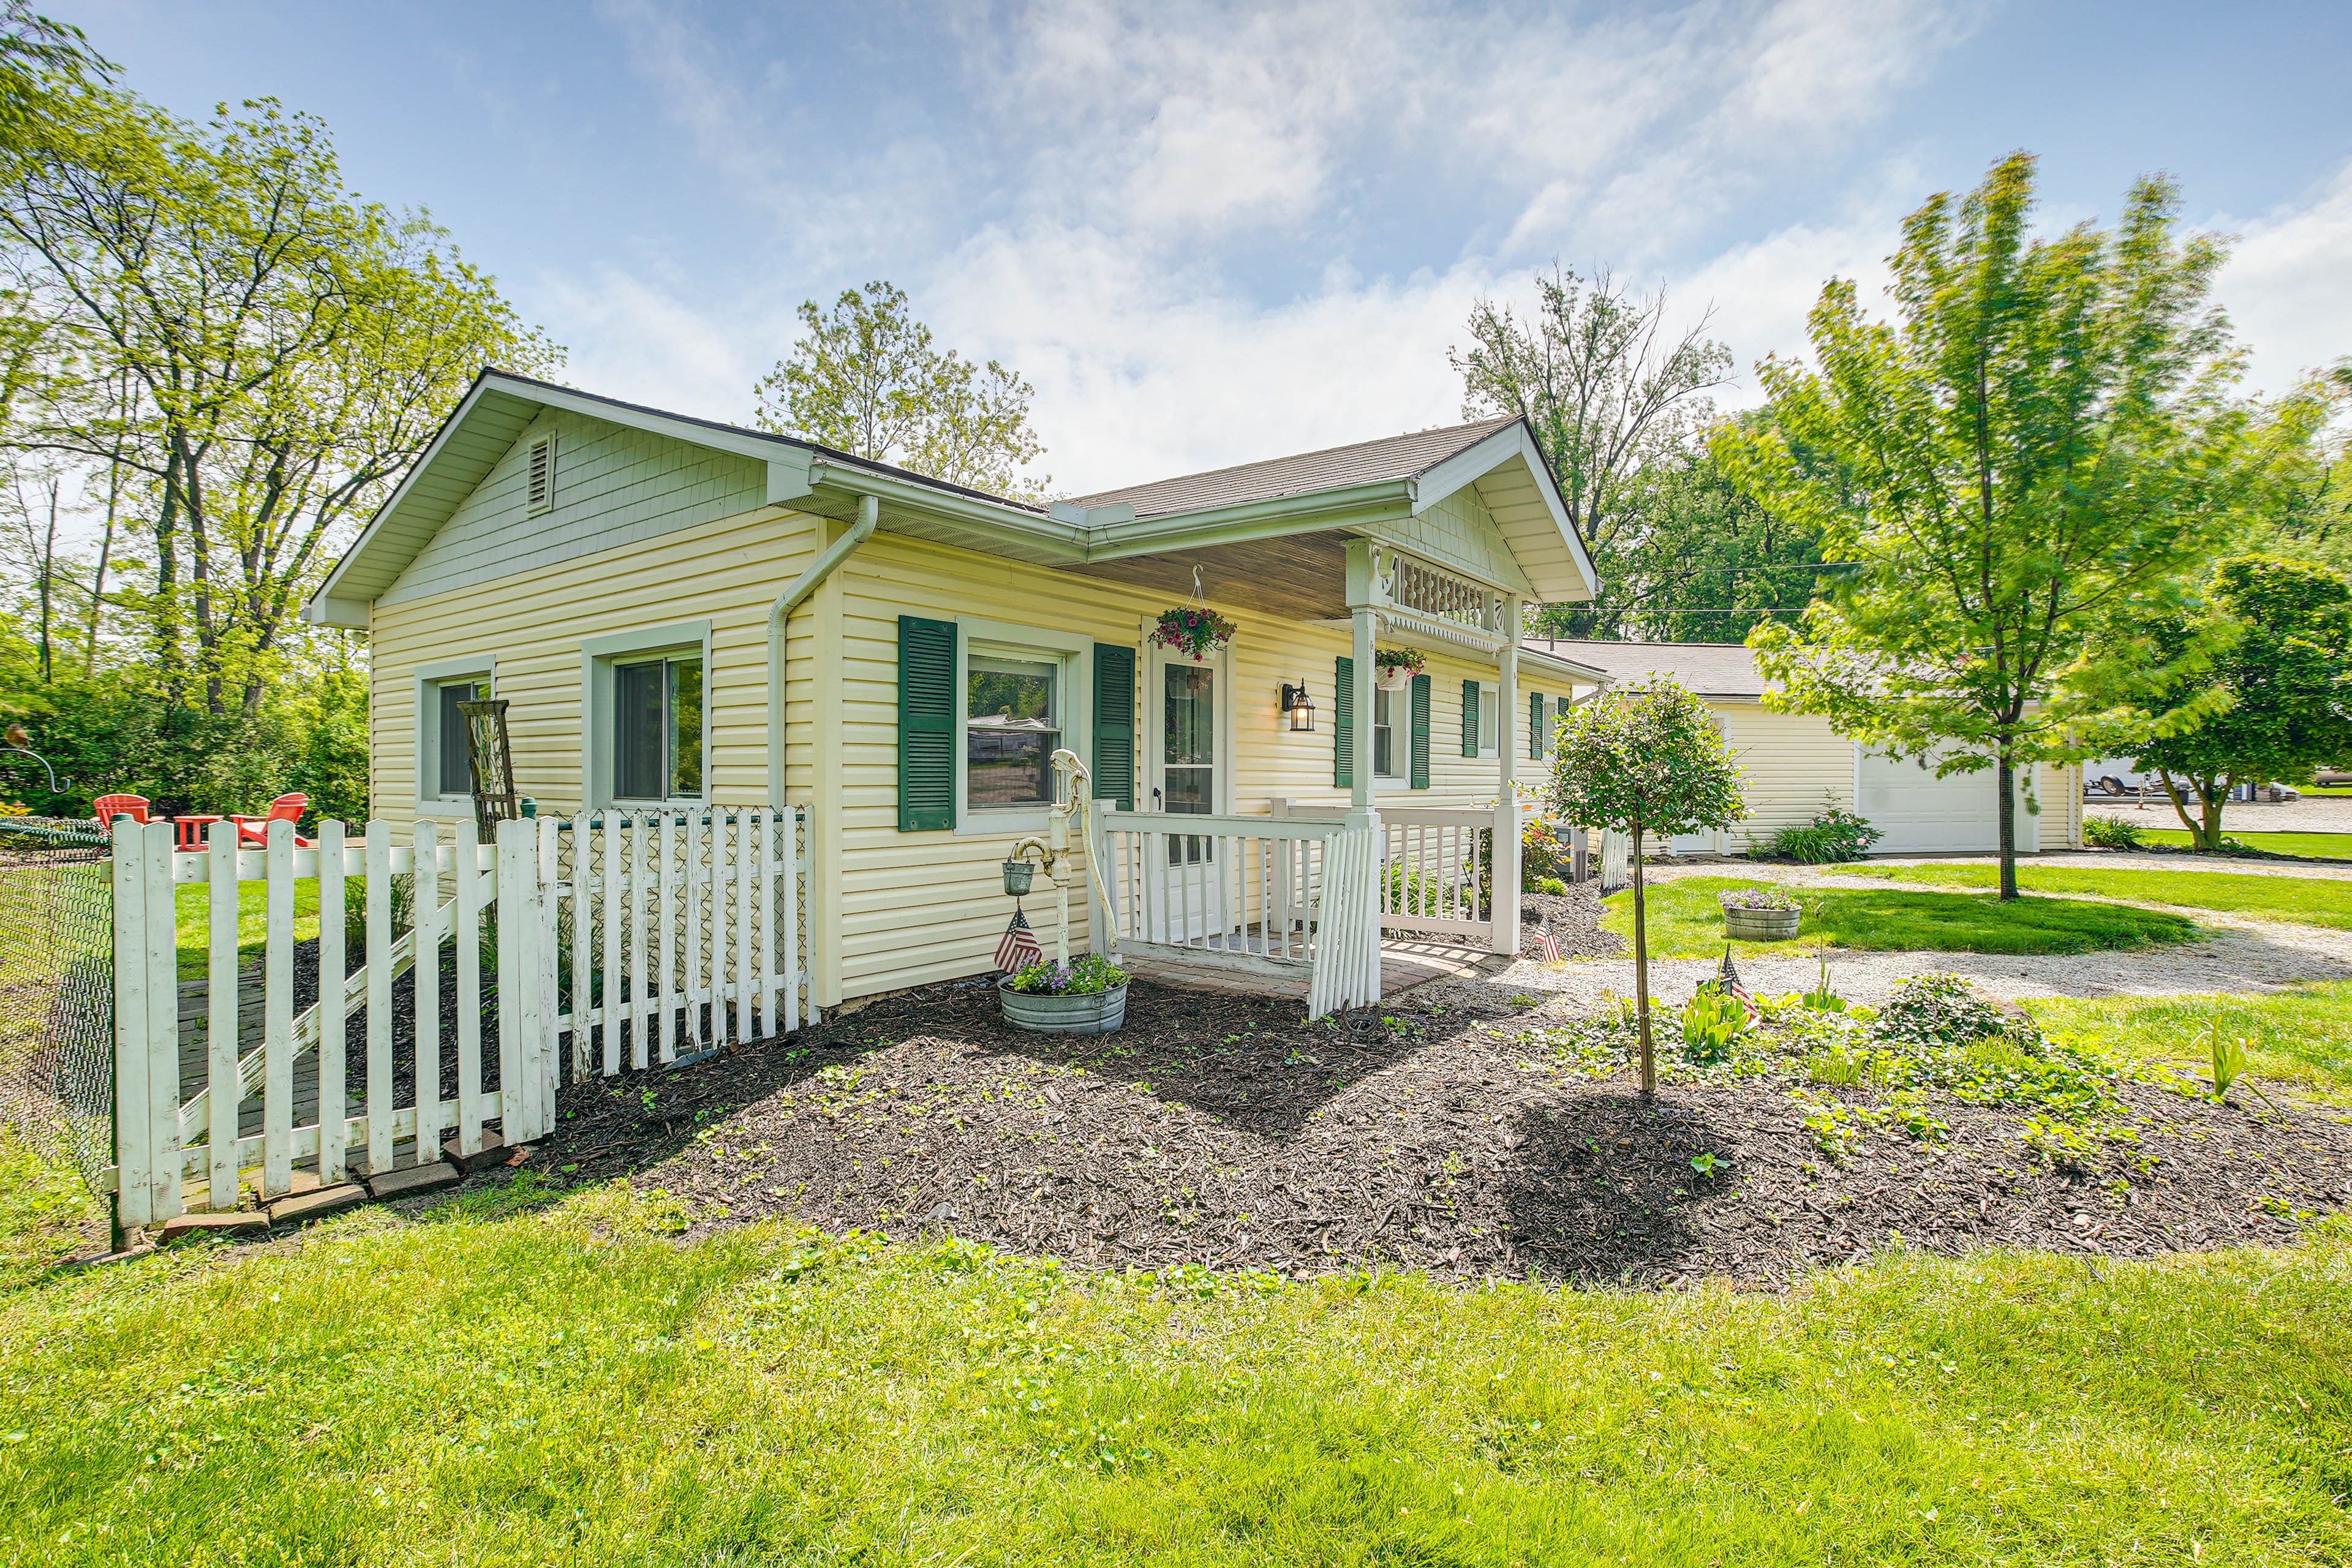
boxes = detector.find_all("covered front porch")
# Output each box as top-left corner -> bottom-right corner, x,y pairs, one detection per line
1080,536 -> 1604,1015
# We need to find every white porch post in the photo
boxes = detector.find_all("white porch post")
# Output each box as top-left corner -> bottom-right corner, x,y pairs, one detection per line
1338,540 -> 1385,1010
1492,595 -> 1522,956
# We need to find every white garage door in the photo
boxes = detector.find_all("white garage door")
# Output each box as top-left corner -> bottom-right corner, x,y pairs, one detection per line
1856,748 -> 2037,854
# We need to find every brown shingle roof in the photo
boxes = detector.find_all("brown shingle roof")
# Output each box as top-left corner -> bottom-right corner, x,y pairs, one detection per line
1071,415 -> 1519,517
1523,639 -> 1766,698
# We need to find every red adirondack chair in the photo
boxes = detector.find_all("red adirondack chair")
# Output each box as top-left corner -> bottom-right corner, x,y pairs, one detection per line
92,793 -> 151,828
230,792 -> 314,849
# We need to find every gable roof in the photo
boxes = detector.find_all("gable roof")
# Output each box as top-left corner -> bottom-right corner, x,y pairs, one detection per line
1071,417 -> 1517,517
307,371 -> 1597,625
1525,638 -> 1766,699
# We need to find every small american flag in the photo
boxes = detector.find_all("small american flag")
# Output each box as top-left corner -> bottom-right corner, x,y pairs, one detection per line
1532,924 -> 1562,963
996,908 -> 1044,974
1717,945 -> 1757,1015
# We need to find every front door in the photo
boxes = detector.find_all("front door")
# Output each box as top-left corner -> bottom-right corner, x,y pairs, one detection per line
1147,644 -> 1226,941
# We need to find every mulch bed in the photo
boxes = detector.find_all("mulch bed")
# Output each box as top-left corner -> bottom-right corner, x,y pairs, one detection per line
1518,883 -> 1622,961
530,978 -> 2352,1289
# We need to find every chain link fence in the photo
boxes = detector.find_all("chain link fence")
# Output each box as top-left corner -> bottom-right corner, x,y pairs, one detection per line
0,818 -> 114,1200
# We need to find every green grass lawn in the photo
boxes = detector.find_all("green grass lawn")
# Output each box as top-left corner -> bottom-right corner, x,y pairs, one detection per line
172,877 -> 325,981
2128,829 -> 2352,859
2026,982 -> 2352,1099
1849,863 -> 2352,932
2,1138 -> 2348,1567
1605,875 -> 2199,959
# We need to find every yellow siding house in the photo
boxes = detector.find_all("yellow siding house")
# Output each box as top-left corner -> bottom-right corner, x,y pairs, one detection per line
308,371 -> 1607,1014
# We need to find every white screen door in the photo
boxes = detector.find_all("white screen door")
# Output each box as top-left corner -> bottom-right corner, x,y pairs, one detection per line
1147,645 -> 1225,941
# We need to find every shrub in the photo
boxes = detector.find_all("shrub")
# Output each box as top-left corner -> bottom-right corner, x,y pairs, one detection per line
1871,971 -> 2011,1047
1679,981 -> 1748,1066
1520,817 -> 1572,889
2083,815 -> 2144,850
1758,807 -> 1884,864
1717,887 -> 1798,913
1529,876 -> 1569,897
1009,953 -> 1128,995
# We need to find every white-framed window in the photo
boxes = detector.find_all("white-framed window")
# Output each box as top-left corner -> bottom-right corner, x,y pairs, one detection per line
613,652 -> 704,802
967,651 -> 1061,810
1373,686 -> 1408,780
1476,680 -> 1499,758
413,655 -> 496,815
956,615 -> 1091,834
581,620 -> 713,809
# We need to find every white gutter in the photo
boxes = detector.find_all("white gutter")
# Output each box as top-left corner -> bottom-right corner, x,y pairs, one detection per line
766,492 -> 878,802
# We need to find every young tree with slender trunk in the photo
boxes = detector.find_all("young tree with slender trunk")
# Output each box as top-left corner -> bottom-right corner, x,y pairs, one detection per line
1721,153 -> 2263,899
1551,679 -> 1744,1099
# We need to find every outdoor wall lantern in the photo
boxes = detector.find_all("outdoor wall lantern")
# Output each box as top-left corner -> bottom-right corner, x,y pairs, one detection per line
1281,681 -> 1316,733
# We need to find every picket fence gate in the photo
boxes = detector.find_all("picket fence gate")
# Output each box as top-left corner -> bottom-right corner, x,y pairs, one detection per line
110,808 -> 810,1227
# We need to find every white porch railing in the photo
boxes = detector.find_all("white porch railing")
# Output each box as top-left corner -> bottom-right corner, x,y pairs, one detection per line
109,808 -> 809,1227
1375,805 -> 1494,942
1093,805 -> 1381,1019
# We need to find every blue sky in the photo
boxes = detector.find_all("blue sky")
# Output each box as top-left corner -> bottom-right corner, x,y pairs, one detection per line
49,0 -> 2352,494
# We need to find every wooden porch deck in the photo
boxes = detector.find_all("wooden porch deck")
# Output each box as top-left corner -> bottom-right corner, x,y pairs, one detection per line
1118,935 -> 1512,1002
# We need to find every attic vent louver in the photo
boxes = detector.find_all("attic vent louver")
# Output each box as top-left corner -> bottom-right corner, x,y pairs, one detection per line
526,434 -> 555,516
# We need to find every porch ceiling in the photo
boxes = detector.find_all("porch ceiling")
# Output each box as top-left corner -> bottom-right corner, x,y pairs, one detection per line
1057,532 -> 1350,621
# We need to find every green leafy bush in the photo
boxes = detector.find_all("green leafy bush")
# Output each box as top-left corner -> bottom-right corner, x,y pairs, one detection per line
1679,981 -> 1748,1066
1529,876 -> 1569,897
2083,815 -> 2144,850
1757,807 -> 1884,864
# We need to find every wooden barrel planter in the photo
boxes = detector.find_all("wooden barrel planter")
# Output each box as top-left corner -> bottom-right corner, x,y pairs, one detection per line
997,976 -> 1128,1035
1723,905 -> 1800,941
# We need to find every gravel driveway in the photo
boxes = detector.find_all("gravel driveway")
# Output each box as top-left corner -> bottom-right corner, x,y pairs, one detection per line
1422,858 -> 2352,1011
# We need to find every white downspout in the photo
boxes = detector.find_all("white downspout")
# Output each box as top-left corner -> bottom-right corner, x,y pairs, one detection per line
766,492 -> 878,804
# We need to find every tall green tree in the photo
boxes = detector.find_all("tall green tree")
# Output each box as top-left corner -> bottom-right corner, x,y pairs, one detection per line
1454,264 -> 1734,635
1721,152 -> 2260,899
753,281 -> 1048,500
0,88 -> 559,714
2133,555 -> 2351,847
1558,431 -> 1832,644
1551,679 -> 1745,1099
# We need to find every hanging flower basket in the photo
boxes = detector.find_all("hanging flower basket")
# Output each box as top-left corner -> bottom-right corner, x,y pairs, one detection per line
1150,606 -> 1237,662
1374,647 -> 1424,690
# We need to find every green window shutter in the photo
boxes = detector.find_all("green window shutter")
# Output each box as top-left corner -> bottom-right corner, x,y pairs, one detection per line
1333,656 -> 1354,788
1091,644 -> 1136,812
897,615 -> 956,831
1461,679 -> 1480,758
1529,691 -> 1544,758
1409,673 -> 1431,790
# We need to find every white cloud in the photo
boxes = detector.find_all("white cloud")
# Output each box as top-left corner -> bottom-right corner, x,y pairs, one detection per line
925,223 -> 1492,492
2214,159 -> 2352,398
526,265 -> 774,424
529,0 -> 1985,489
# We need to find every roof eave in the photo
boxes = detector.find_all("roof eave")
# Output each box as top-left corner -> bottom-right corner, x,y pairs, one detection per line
1407,420 -> 1599,601
1078,480 -> 1415,563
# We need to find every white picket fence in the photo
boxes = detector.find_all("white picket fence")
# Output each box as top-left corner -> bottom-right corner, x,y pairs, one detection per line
110,808 -> 809,1227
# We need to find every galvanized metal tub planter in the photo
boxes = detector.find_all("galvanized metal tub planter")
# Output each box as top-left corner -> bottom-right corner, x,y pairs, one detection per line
1719,891 -> 1801,941
998,975 -> 1128,1034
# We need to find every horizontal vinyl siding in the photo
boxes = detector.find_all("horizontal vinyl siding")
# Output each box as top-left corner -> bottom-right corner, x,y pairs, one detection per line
382,407 -> 768,607
1716,704 -> 1854,848
368,507 -> 820,823
826,534 -> 1562,1000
